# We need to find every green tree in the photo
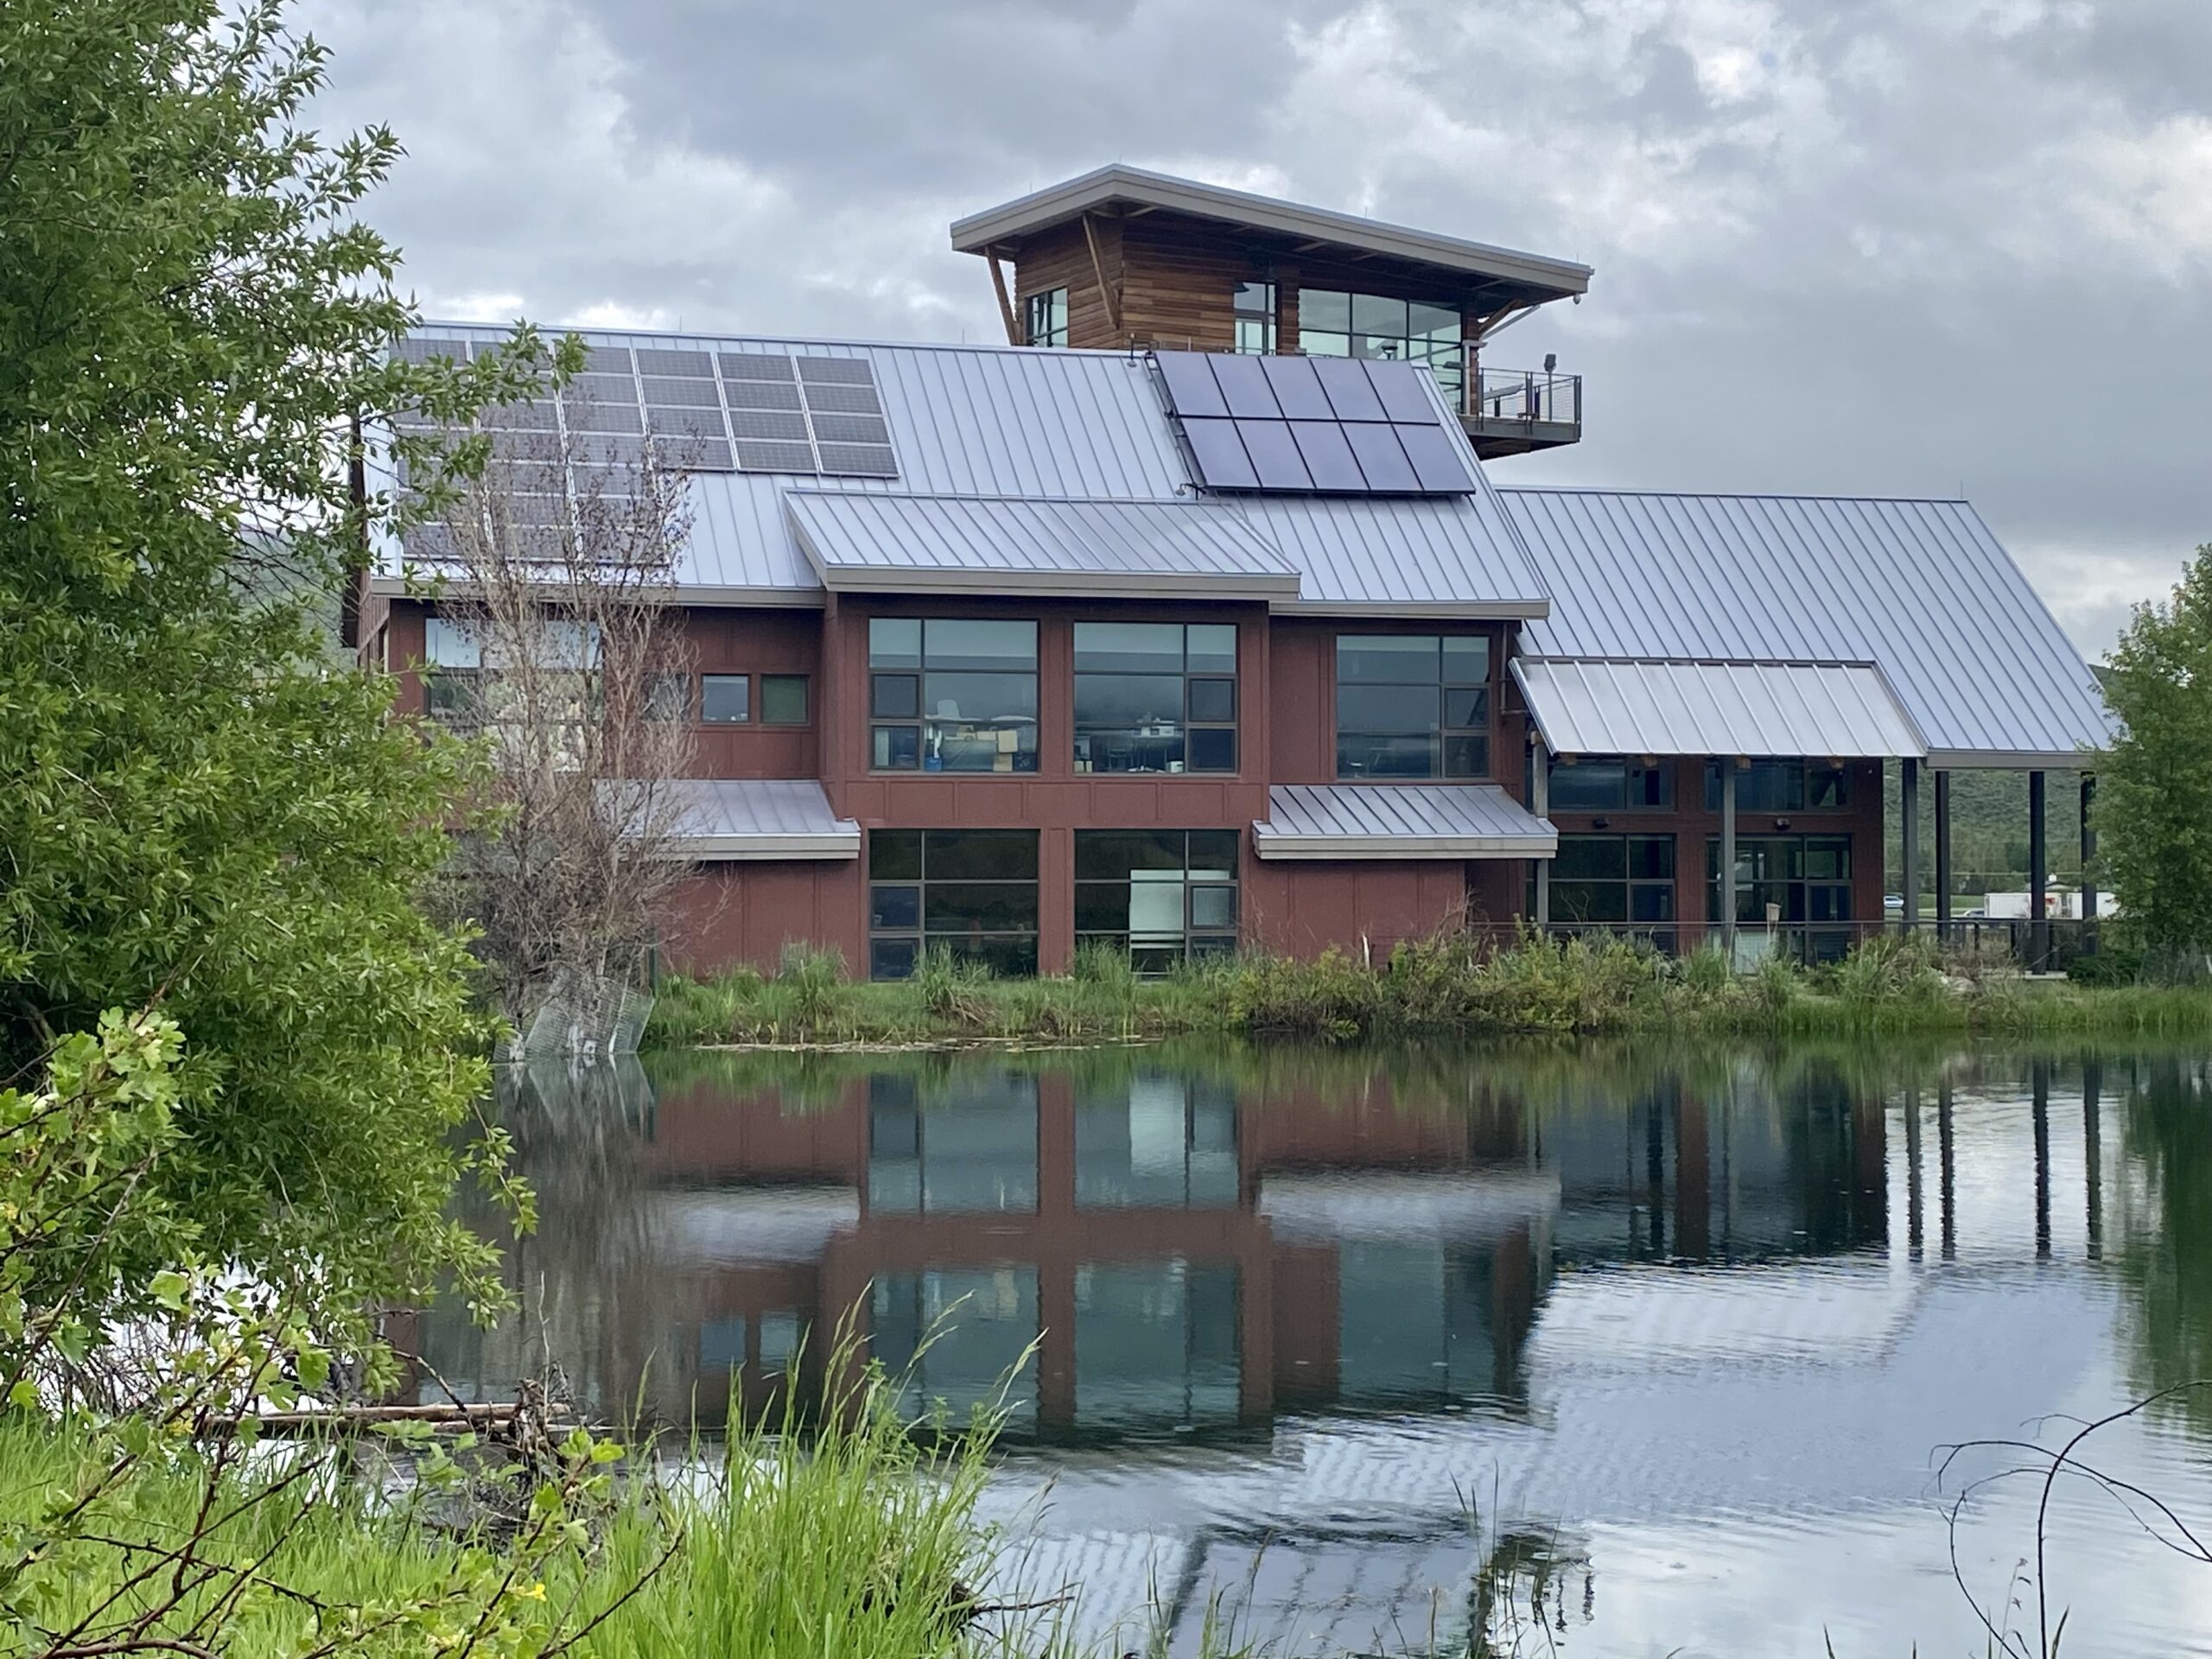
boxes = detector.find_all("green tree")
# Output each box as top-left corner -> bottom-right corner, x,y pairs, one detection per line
2097,545 -> 2212,967
0,0 -> 538,1344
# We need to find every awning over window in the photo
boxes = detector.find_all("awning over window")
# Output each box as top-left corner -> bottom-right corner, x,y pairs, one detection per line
658,779 -> 860,861
1512,658 -> 1927,760
1252,784 -> 1556,861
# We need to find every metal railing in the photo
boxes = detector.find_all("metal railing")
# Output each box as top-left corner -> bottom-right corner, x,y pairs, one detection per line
1508,917 -> 2100,973
1460,359 -> 1582,429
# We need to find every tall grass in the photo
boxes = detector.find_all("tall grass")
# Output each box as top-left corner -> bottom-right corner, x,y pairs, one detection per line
648,931 -> 2212,1051
0,1347 -> 1043,1659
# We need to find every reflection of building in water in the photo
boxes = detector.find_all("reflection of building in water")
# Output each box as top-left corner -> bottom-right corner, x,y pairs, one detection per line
413,1052 -> 1889,1442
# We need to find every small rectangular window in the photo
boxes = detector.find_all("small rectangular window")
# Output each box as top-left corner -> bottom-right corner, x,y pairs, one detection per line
1233,281 -> 1276,354
760,674 -> 808,725
1024,287 -> 1069,348
701,674 -> 750,723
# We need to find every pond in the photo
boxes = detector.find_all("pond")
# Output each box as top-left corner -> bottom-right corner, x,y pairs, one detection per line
406,1039 -> 2212,1657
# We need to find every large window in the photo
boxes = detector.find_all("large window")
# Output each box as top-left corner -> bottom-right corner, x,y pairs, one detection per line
1232,281 -> 1276,353
421,614 -> 597,723
1705,834 -> 1853,960
869,618 -> 1038,772
1702,760 -> 1851,812
1551,834 -> 1676,952
1546,757 -> 1673,811
1075,830 -> 1239,972
1300,289 -> 1462,400
1025,286 -> 1068,348
1335,634 -> 1491,779
1074,622 -> 1237,774
868,829 -> 1039,979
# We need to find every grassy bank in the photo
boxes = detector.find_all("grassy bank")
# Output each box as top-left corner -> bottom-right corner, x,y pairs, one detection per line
648,936 -> 2212,1050
0,1368 -> 1040,1659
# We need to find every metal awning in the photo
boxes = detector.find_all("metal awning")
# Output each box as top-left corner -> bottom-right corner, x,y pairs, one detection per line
1512,658 -> 1927,760
1252,783 -> 1556,861
786,490 -> 1300,600
659,779 -> 859,861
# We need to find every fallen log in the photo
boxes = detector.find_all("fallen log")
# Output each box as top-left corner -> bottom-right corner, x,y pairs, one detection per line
207,1401 -> 575,1437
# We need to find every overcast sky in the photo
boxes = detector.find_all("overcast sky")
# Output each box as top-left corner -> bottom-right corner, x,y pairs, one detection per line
300,0 -> 2212,655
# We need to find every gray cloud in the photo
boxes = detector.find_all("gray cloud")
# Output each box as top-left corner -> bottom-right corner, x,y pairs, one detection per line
301,0 -> 2212,655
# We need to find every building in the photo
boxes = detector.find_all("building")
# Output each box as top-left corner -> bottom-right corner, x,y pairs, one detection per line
356,167 -> 2113,977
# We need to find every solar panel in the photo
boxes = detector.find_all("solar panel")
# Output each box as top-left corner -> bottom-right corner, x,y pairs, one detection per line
1210,354 -> 1282,418
1341,423 -> 1420,491
1288,420 -> 1365,491
1257,355 -> 1336,419
1179,417 -> 1257,488
1156,353 -> 1229,417
396,335 -> 901,485
1233,419 -> 1313,488
795,356 -> 874,385
1310,357 -> 1388,422
816,442 -> 899,477
1154,349 -> 1477,495
1390,421 -> 1476,491
1365,359 -> 1440,422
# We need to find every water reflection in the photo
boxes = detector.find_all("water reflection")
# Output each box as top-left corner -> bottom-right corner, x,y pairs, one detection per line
407,1042 -> 2212,1656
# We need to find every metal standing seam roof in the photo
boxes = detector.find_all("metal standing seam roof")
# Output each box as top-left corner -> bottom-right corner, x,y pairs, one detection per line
1504,490 -> 2113,767
1511,658 -> 1928,760
1252,784 -> 1558,861
659,779 -> 859,861
372,322 -> 1554,619
784,491 -> 1300,599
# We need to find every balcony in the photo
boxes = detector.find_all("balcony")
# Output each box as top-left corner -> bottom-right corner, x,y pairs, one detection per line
1456,358 -> 1582,459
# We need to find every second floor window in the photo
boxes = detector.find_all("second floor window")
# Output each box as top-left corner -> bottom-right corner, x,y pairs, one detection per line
1025,287 -> 1069,348
1074,622 -> 1236,774
1232,281 -> 1275,353
1547,757 -> 1674,810
870,618 -> 1038,772
1335,633 -> 1491,779
1702,760 -> 1850,812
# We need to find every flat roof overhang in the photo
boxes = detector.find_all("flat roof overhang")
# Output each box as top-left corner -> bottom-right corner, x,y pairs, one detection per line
951,164 -> 1592,309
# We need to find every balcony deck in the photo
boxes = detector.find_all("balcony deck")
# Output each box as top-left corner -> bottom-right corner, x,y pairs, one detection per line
1458,362 -> 1582,459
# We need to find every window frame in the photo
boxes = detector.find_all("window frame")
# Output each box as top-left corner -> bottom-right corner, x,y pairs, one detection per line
869,618 -> 1039,773
1072,621 -> 1238,776
759,673 -> 810,727
1704,833 -> 1855,960
1548,834 -> 1677,950
1332,632 -> 1493,780
868,829 -> 1041,980
1024,287 -> 1069,348
1297,287 -> 1464,398
1702,760 -> 1853,813
1073,829 -> 1241,973
1232,280 -> 1276,354
700,673 -> 751,724
1544,756 -> 1675,811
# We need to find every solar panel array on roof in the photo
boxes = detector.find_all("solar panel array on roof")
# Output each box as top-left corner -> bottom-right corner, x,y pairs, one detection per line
1154,351 -> 1476,495
387,334 -> 900,481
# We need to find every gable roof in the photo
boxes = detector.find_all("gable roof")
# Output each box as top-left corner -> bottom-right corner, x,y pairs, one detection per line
372,321 -> 1553,618
1503,490 -> 2113,767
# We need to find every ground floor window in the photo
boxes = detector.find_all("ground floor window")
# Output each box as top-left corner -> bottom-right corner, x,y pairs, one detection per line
1548,834 -> 1676,953
1074,830 -> 1239,973
868,829 -> 1039,980
1706,834 -> 1853,960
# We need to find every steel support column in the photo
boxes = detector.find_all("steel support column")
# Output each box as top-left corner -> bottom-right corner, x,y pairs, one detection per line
1530,741 -> 1550,929
2029,769 -> 2049,969
1900,757 -> 1920,932
2079,774 -> 2099,953
1934,769 -> 1953,944
1719,760 -> 1738,955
